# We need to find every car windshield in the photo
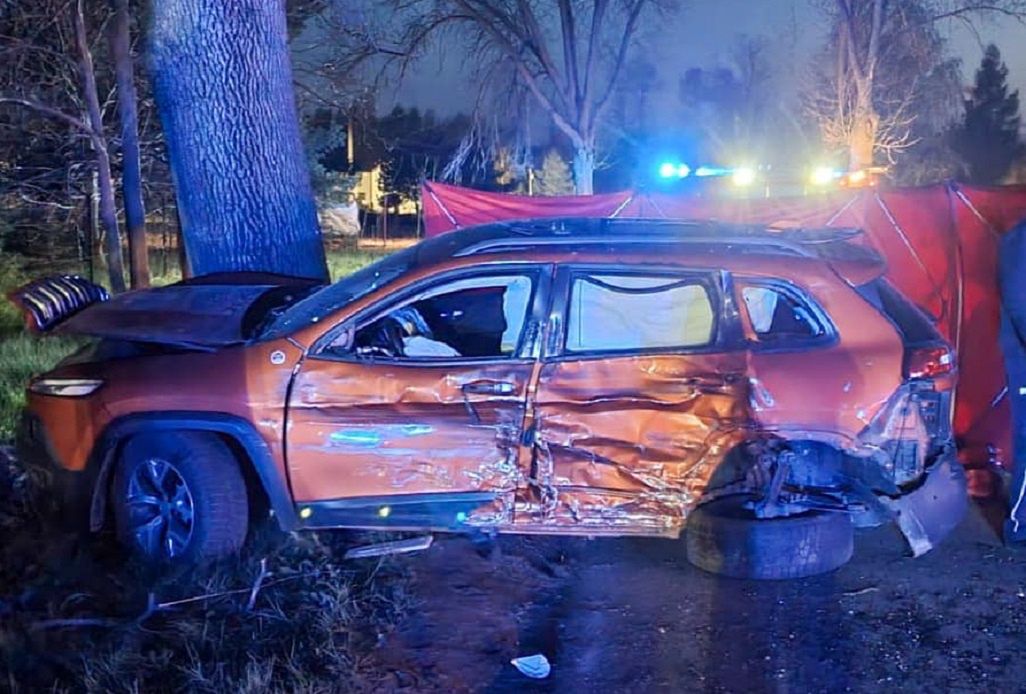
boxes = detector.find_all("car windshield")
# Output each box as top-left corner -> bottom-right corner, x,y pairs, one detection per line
261,244 -> 419,340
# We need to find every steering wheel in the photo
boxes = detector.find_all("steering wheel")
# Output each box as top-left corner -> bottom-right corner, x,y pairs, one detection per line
356,316 -> 406,359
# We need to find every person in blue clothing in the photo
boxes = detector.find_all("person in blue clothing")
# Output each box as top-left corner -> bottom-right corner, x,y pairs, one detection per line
999,220 -> 1026,543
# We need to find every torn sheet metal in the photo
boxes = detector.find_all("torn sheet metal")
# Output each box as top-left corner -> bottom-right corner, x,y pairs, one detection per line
286,357 -> 531,508
344,535 -> 433,559
524,353 -> 755,535
880,451 -> 967,556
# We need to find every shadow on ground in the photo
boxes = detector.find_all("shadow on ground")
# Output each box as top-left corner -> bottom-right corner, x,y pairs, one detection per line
369,501 -> 1026,693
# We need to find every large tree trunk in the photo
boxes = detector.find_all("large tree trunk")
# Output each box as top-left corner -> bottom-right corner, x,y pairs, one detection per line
147,0 -> 327,281
572,143 -> 595,195
848,95 -> 879,172
109,0 -> 150,288
74,0 -> 126,293
845,108 -> 878,173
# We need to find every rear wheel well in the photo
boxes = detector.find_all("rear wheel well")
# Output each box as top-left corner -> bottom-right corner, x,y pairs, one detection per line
704,438 -> 849,496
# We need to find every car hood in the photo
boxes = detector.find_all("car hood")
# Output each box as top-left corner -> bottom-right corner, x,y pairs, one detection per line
15,273 -> 322,350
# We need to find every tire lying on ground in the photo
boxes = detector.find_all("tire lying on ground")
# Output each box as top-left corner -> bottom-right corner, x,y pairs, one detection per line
113,431 -> 249,565
685,496 -> 854,579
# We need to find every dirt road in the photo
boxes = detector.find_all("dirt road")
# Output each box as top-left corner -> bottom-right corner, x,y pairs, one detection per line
367,502 -> 1026,693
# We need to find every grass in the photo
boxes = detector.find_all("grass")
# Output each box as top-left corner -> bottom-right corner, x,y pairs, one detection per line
0,255 -> 85,440
0,245 -> 409,691
0,334 -> 81,440
0,474 -> 411,691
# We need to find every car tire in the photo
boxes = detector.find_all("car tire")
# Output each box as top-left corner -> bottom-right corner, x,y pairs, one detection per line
685,496 -> 853,579
113,431 -> 248,565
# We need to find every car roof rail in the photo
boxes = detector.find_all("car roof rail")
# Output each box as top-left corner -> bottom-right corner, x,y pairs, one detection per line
452,217 -> 865,259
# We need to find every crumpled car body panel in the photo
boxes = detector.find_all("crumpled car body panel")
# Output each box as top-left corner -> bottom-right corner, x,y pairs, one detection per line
519,353 -> 754,533
11,272 -> 320,349
19,221 -> 959,551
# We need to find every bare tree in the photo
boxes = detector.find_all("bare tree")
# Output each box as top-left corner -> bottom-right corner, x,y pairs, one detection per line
806,0 -> 1026,172
108,0 -> 149,288
0,0 -> 127,291
323,0 -> 664,194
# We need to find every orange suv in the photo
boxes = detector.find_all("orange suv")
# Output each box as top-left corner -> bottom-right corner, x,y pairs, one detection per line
17,219 -> 967,578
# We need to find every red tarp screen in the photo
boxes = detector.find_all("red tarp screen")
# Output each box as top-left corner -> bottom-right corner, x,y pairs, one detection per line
421,181 -> 1026,491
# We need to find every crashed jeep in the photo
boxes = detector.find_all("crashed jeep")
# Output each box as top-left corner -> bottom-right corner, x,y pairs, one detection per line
15,219 -> 967,578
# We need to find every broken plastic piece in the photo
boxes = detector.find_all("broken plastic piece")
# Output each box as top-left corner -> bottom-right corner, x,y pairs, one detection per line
511,654 -> 551,679
880,452 -> 967,556
343,535 -> 433,560
9,275 -> 109,333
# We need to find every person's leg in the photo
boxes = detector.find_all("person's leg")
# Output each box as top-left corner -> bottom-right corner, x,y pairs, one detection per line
1005,370 -> 1026,543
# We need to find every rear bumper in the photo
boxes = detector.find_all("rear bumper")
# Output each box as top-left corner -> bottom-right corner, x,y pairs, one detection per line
882,448 -> 968,556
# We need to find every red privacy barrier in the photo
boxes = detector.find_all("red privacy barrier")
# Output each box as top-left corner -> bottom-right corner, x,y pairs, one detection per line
422,181 -> 1026,492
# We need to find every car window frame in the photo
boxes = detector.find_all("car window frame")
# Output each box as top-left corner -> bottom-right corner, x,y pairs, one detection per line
309,264 -> 552,366
546,265 -> 727,361
734,276 -> 838,352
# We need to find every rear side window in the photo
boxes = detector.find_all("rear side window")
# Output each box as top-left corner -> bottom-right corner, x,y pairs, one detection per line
856,279 -> 940,344
741,285 -> 826,340
565,274 -> 715,353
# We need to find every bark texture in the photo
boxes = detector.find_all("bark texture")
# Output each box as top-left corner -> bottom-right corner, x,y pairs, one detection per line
75,0 -> 126,293
110,0 -> 150,288
573,145 -> 596,196
148,0 -> 327,281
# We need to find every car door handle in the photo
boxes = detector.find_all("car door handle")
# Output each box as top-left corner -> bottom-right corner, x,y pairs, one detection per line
461,380 -> 517,396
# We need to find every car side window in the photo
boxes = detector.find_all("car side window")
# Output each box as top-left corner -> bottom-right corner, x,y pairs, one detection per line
740,284 -> 825,341
565,274 -> 715,354
336,274 -> 534,361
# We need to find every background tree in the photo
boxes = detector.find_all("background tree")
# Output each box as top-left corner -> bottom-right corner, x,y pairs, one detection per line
148,0 -> 327,280
493,146 -> 526,192
535,149 -> 574,195
108,0 -> 150,287
325,0 -> 664,194
678,35 -> 777,165
804,0 -> 1024,172
951,44 -> 1022,184
0,0 -> 128,291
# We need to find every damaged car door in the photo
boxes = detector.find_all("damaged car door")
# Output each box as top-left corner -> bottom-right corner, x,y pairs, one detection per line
285,266 -> 551,528
521,267 -> 752,536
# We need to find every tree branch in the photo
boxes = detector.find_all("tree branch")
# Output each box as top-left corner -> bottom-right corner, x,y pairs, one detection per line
580,0 -> 608,107
592,0 -> 645,129
0,96 -> 94,135
557,0 -> 581,111
452,0 -> 582,143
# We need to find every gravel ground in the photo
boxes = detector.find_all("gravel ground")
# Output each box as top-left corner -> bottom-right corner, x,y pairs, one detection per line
368,501 -> 1026,693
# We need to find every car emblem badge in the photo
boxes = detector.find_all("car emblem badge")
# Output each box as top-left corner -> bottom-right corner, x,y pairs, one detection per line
270,350 -> 286,365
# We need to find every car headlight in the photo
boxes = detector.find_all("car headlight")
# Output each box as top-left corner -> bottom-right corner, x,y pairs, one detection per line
29,378 -> 104,397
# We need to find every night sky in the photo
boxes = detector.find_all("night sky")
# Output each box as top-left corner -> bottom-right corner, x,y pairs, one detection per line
390,0 -> 1026,124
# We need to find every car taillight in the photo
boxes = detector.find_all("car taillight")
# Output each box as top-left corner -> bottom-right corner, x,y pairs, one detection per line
905,345 -> 954,379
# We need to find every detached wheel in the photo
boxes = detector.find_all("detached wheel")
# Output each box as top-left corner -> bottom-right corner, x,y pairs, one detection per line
113,432 -> 248,565
685,496 -> 853,579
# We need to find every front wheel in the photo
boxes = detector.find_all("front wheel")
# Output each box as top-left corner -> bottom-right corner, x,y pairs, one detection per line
685,496 -> 853,579
113,432 -> 249,565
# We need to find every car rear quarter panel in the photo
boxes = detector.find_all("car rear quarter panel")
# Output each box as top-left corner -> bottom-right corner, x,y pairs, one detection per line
738,262 -> 905,447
